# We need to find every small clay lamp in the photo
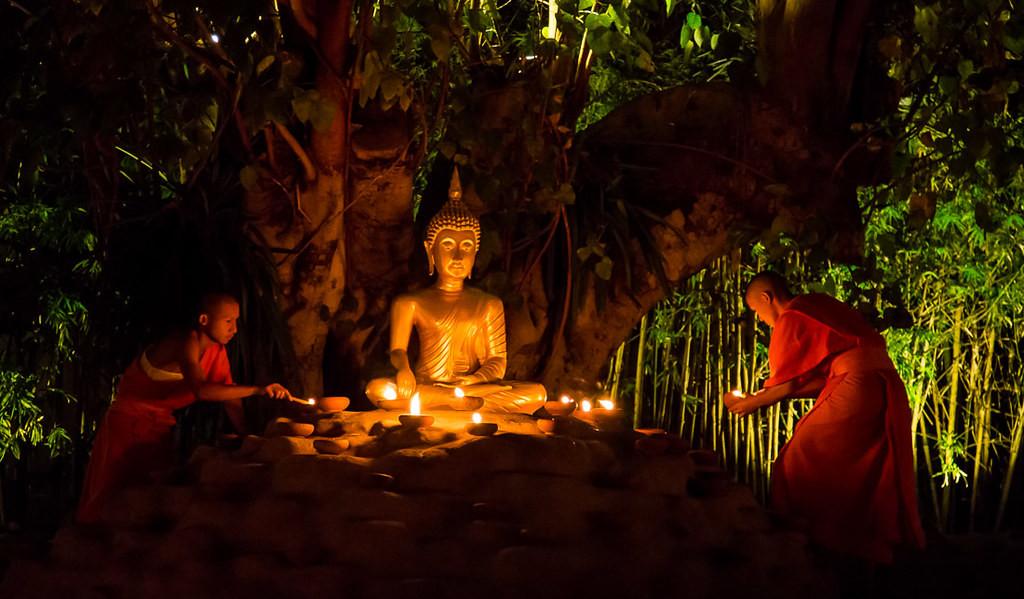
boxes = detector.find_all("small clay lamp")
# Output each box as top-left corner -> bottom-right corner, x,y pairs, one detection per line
544,394 -> 577,417
466,412 -> 498,436
399,392 -> 434,428
316,395 -> 350,413
592,398 -> 625,431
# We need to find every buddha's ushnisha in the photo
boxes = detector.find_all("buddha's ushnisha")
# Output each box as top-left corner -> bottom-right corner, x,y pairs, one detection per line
365,168 -> 547,413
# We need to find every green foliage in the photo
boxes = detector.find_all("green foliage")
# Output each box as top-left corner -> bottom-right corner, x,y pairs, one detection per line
0,371 -> 71,463
618,170 -> 1024,530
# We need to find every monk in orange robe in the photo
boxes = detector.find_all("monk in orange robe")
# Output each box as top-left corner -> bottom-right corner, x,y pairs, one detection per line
77,293 -> 298,523
723,272 -> 925,564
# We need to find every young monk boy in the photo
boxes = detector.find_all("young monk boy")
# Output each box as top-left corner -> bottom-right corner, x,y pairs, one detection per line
723,272 -> 925,564
77,293 -> 299,523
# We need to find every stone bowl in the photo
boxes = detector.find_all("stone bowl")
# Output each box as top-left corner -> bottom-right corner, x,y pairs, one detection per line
265,418 -> 315,437
466,422 -> 498,436
317,396 -> 350,413
313,439 -> 350,455
543,400 -> 577,417
399,414 -> 435,428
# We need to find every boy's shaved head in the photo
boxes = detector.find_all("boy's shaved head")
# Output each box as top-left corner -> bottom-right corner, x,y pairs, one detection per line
745,271 -> 792,301
199,292 -> 238,317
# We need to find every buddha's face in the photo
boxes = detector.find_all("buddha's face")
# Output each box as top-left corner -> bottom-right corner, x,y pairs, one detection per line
427,228 -> 477,282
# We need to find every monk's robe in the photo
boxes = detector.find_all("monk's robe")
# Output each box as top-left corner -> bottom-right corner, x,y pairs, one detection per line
76,344 -> 232,523
766,294 -> 925,563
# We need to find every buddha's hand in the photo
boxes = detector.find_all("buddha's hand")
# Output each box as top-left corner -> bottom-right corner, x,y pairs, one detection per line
450,374 -> 484,387
263,383 -> 293,401
396,366 -> 417,400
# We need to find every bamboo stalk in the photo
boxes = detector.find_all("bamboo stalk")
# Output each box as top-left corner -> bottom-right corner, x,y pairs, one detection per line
941,304 -> 964,529
995,370 -> 1024,531
633,314 -> 648,429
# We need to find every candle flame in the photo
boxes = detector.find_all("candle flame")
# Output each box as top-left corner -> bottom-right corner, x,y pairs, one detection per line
307,397 -> 316,405
383,384 -> 397,401
454,387 -> 465,398
581,399 -> 592,412
731,389 -> 743,397
472,412 -> 482,424
410,392 -> 421,416
559,394 -> 572,404
598,399 -> 614,410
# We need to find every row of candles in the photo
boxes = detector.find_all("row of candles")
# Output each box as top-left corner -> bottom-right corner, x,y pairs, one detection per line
303,383 -> 632,436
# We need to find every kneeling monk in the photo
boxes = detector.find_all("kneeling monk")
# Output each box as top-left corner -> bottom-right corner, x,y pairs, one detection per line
77,293 -> 298,523
723,272 -> 924,563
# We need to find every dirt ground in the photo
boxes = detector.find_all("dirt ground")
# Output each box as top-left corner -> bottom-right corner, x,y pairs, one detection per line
4,526 -> 1024,598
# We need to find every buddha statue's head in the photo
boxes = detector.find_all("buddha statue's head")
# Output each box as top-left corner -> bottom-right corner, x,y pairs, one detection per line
424,168 -> 481,281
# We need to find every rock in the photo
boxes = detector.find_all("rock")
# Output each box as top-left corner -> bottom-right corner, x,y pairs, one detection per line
271,454 -> 370,497
319,488 -> 415,522
237,496 -> 314,564
199,454 -> 270,493
376,449 -> 469,493
153,525 -> 226,563
313,418 -> 346,437
628,454 -> 695,496
455,434 -> 595,478
317,519 -> 418,574
361,471 -> 396,489
265,417 -> 315,438
313,438 -> 350,455
253,436 -> 317,462
233,434 -> 266,457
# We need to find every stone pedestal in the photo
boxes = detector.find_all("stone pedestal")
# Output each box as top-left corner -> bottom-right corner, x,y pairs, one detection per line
1,410 -> 835,598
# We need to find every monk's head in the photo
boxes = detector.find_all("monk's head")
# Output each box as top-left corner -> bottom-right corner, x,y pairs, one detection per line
745,271 -> 793,327
197,292 -> 240,344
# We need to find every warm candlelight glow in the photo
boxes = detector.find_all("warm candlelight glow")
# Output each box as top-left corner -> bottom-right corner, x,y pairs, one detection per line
383,384 -> 398,400
454,387 -> 465,398
731,389 -> 743,397
559,394 -> 572,404
472,412 -> 482,424
581,399 -> 592,412
410,392 -> 421,416
598,399 -> 614,410
307,397 -> 316,405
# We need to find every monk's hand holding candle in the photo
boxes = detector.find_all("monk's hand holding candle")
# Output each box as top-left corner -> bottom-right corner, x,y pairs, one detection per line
723,389 -> 755,416
263,383 -> 295,401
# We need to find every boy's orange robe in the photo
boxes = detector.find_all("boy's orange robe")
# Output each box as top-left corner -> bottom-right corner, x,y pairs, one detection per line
766,294 -> 925,563
76,344 -> 232,523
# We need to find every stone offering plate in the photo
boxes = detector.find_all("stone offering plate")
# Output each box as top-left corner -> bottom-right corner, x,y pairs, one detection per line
399,414 -> 435,428
543,400 -> 577,417
317,396 -> 350,413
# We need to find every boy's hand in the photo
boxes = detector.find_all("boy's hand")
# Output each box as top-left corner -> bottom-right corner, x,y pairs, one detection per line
262,383 -> 292,400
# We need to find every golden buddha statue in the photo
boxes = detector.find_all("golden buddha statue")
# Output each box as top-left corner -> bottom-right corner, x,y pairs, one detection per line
365,169 -> 547,414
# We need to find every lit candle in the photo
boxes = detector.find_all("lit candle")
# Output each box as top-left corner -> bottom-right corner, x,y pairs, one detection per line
399,392 -> 433,428
466,411 -> 497,436
383,384 -> 398,401
581,399 -> 592,413
592,397 -> 625,431
307,397 -> 316,406
560,394 -> 572,404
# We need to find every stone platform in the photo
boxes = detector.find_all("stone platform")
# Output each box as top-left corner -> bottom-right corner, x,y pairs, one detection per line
1,410 -> 836,598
